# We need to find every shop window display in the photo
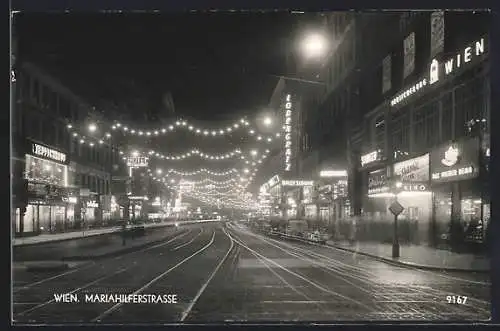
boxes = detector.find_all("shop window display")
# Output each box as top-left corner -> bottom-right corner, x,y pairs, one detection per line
25,155 -> 66,186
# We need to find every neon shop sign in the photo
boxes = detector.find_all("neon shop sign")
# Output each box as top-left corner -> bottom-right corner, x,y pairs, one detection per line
391,38 -> 486,107
284,94 -> 293,171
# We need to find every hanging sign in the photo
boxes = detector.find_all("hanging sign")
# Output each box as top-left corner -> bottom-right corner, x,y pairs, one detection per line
283,94 -> 293,172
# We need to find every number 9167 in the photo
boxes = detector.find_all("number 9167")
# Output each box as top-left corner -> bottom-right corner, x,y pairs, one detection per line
446,295 -> 468,304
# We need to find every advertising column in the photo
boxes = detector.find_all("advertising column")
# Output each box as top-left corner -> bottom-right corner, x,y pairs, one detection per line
430,137 -> 482,248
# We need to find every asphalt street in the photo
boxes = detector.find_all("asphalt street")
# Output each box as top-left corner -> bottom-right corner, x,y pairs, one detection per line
12,222 -> 491,323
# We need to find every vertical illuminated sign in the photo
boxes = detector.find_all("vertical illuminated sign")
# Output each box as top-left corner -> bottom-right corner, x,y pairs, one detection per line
284,94 -> 292,171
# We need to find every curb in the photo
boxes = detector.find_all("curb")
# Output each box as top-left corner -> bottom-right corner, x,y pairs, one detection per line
15,262 -> 70,272
61,229 -> 186,261
13,229 -> 122,247
13,220 -> 219,247
326,243 -> 490,274
261,231 -> 489,274
13,224 -> 175,247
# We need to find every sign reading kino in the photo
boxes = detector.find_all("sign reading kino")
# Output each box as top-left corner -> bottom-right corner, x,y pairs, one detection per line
284,94 -> 293,171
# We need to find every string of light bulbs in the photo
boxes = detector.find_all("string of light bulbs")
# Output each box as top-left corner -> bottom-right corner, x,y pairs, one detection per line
145,148 -> 243,161
110,118 -> 281,144
166,168 -> 238,176
183,192 -> 257,210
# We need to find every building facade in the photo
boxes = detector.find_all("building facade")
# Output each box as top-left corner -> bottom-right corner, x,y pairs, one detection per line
347,11 -> 490,249
12,61 -> 127,236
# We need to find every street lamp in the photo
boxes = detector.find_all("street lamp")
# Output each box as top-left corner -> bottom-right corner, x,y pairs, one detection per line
250,150 -> 258,157
263,117 -> 273,127
301,33 -> 329,59
88,123 -> 97,133
391,180 -> 404,258
156,169 -> 163,175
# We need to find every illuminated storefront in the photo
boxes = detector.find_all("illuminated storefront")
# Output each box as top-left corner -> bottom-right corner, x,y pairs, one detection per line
430,137 -> 488,245
17,140 -> 71,235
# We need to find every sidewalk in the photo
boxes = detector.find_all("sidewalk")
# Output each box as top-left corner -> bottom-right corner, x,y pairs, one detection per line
13,219 -> 219,247
327,240 -> 490,273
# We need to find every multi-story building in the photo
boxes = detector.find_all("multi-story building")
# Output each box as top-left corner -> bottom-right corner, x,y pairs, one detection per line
12,61 -> 127,236
347,11 -> 490,250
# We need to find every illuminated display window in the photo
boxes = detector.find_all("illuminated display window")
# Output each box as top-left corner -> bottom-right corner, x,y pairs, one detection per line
25,155 -> 68,187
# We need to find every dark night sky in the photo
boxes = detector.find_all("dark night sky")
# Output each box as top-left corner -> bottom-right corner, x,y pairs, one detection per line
15,12 -> 310,122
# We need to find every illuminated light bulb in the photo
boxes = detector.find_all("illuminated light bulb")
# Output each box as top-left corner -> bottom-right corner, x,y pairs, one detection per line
146,132 -> 151,136
105,133 -> 111,138
203,131 -> 209,135
219,130 -> 224,134
67,124 -> 73,129
79,139 -> 85,143
211,131 -> 217,136
99,140 -> 104,144
234,124 -> 239,128
138,131 -> 144,135
124,127 -> 129,131
154,131 -> 159,135
188,126 -> 194,130
131,130 -> 136,134
249,130 -> 255,135
176,121 -> 181,126
169,125 -> 174,130
89,142 -> 94,147
196,129 -> 201,133
161,128 -> 166,133
116,123 -> 121,127
73,132 -> 78,137
112,125 -> 116,130
257,136 -> 262,140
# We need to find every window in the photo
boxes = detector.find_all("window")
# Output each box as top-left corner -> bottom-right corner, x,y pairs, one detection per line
441,91 -> 453,142
455,75 -> 486,139
391,110 -> 410,159
413,99 -> 439,153
33,79 -> 40,104
374,115 -> 385,153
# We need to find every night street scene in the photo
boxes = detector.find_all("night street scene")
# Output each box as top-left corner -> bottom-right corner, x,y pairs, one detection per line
11,10 -> 492,324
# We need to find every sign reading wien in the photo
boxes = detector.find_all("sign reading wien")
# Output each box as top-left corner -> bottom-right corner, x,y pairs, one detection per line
284,94 -> 293,172
391,37 -> 486,107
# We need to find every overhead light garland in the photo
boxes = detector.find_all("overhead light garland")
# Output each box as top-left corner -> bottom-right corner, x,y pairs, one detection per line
110,117 -> 281,143
165,168 -> 239,176
143,148 -> 243,161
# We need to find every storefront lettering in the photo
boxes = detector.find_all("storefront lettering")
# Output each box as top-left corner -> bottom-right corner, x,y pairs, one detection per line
361,150 -> 380,167
126,156 -> 149,167
390,79 -> 428,106
284,94 -> 293,171
443,38 -> 485,76
86,201 -> 99,208
432,166 -> 473,180
391,38 -> 486,107
402,184 -> 428,191
32,143 -> 67,163
282,180 -> 313,187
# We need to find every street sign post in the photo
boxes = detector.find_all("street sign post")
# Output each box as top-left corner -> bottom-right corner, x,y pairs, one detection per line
389,200 -> 405,258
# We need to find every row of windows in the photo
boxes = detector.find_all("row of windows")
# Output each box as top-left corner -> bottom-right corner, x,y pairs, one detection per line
14,105 -> 120,170
371,73 -> 488,160
75,173 -> 110,195
16,70 -> 79,123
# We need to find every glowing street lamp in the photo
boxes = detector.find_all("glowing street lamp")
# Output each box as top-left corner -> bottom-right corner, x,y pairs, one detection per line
301,33 -> 329,59
88,123 -> 97,132
131,151 -> 139,157
156,169 -> 163,175
250,150 -> 258,157
263,117 -> 273,127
